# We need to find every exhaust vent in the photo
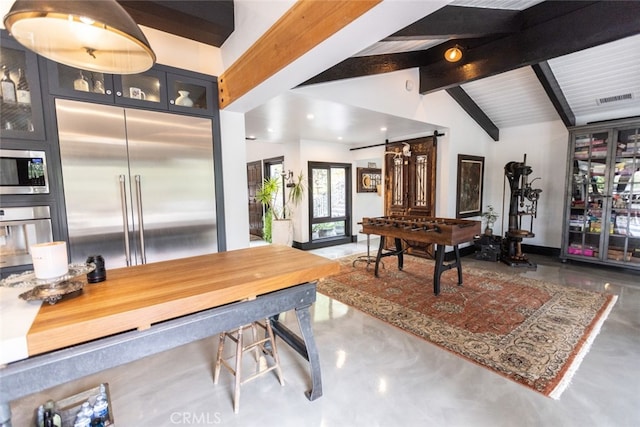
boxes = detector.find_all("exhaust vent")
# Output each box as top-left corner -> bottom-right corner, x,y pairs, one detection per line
596,93 -> 633,105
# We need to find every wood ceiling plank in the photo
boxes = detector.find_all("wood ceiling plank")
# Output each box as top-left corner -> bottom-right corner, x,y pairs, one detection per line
218,0 -> 381,109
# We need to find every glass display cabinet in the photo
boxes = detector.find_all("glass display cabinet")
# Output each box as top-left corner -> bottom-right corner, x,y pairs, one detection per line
167,73 -> 215,115
0,34 -> 45,140
48,64 -> 216,115
48,63 -> 168,109
562,119 -> 640,270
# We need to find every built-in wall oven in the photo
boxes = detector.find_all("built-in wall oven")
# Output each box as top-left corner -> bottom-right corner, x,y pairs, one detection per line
0,149 -> 49,194
0,206 -> 53,268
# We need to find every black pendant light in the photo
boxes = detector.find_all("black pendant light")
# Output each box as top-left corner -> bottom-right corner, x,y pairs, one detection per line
3,0 -> 156,74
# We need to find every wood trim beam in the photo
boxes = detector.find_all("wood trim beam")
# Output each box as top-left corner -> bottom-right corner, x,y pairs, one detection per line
218,0 -> 381,109
446,87 -> 499,141
532,62 -> 575,127
419,1 -> 640,93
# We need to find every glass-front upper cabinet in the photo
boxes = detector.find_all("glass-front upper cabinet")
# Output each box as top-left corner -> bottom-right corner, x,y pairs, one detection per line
47,62 -> 218,114
167,73 -> 215,115
608,126 -> 640,263
0,34 -> 45,140
48,62 -> 168,108
115,68 -> 167,108
567,130 -> 610,259
48,62 -> 114,101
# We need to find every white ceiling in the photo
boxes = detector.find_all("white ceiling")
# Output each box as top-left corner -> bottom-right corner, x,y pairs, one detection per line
244,92 -> 438,145
245,6 -> 640,145
548,33 -> 640,125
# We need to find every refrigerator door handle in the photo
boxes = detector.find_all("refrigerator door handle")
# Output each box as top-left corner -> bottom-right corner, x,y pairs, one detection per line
119,175 -> 132,266
135,175 -> 147,264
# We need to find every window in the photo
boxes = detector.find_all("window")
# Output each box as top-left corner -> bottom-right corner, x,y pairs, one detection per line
309,162 -> 351,243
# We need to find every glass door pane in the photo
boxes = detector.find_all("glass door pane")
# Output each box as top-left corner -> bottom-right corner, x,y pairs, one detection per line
312,169 -> 329,218
269,162 -> 284,217
608,126 -> 640,263
568,130 -> 609,259
0,40 -> 45,139
330,167 -> 346,218
119,70 -> 165,106
167,73 -> 215,115
49,62 -> 114,101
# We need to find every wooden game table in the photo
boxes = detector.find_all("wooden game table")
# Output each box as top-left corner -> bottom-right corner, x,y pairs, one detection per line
360,216 -> 481,295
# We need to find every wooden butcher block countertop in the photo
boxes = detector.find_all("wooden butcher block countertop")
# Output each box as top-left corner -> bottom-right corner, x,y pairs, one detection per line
26,245 -> 339,357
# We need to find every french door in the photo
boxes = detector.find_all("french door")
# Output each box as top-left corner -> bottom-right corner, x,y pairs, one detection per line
309,162 -> 352,244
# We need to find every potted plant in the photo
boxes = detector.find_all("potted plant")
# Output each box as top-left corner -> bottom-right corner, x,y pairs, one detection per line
481,205 -> 499,236
256,172 -> 305,245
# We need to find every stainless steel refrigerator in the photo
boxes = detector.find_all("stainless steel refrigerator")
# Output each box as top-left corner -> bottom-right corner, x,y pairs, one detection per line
56,98 -> 218,269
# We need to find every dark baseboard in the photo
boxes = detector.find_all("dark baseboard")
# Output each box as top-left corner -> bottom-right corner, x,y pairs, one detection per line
446,243 -> 560,261
521,244 -> 561,257
294,235 -> 357,251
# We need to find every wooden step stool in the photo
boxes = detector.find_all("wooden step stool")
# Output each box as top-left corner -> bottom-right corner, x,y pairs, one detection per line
213,319 -> 284,413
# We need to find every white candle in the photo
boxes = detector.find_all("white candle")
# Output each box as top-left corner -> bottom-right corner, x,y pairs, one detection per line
31,242 -> 69,279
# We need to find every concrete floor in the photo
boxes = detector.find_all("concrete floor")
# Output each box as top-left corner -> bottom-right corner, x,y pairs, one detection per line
9,240 -> 640,426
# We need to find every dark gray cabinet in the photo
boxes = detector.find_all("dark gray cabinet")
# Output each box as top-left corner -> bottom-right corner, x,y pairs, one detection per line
0,33 -> 45,141
47,62 -> 215,115
561,118 -> 640,270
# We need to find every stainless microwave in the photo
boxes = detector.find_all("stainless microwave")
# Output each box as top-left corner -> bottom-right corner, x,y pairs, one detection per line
0,149 -> 49,194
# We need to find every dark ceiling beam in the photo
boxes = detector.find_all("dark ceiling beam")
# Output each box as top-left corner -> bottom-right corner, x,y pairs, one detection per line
446,87 -> 499,141
385,5 -> 521,40
419,1 -> 640,94
302,50 -> 440,86
532,62 -> 575,127
300,36 -> 498,86
118,0 -> 235,47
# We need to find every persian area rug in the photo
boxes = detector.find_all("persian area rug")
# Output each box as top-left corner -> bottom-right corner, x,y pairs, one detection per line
317,254 -> 618,399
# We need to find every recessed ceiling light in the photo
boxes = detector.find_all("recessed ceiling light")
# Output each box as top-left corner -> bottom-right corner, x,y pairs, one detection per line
307,114 -> 315,120
337,136 -> 343,140
267,128 -> 274,133
380,127 -> 387,132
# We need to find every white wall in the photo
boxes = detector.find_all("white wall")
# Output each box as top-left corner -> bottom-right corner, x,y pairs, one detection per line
352,150 -> 386,242
219,111 -> 250,250
141,26 -> 223,76
295,69 -> 570,249
487,121 -> 569,247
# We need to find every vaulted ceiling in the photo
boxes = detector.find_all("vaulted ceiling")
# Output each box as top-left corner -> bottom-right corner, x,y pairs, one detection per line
125,1 -> 640,143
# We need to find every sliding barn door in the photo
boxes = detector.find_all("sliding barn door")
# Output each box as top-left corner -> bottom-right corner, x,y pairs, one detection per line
384,135 -> 437,256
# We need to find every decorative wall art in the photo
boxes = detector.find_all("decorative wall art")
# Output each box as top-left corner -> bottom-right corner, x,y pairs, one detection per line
357,167 -> 382,193
456,154 -> 484,218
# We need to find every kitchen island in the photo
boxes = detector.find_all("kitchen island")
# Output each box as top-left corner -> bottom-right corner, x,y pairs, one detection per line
0,245 -> 339,425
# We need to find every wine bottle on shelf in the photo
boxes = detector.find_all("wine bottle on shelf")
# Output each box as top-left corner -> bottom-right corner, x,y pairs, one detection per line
16,67 -> 31,104
73,70 -> 90,92
1,65 -> 17,103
